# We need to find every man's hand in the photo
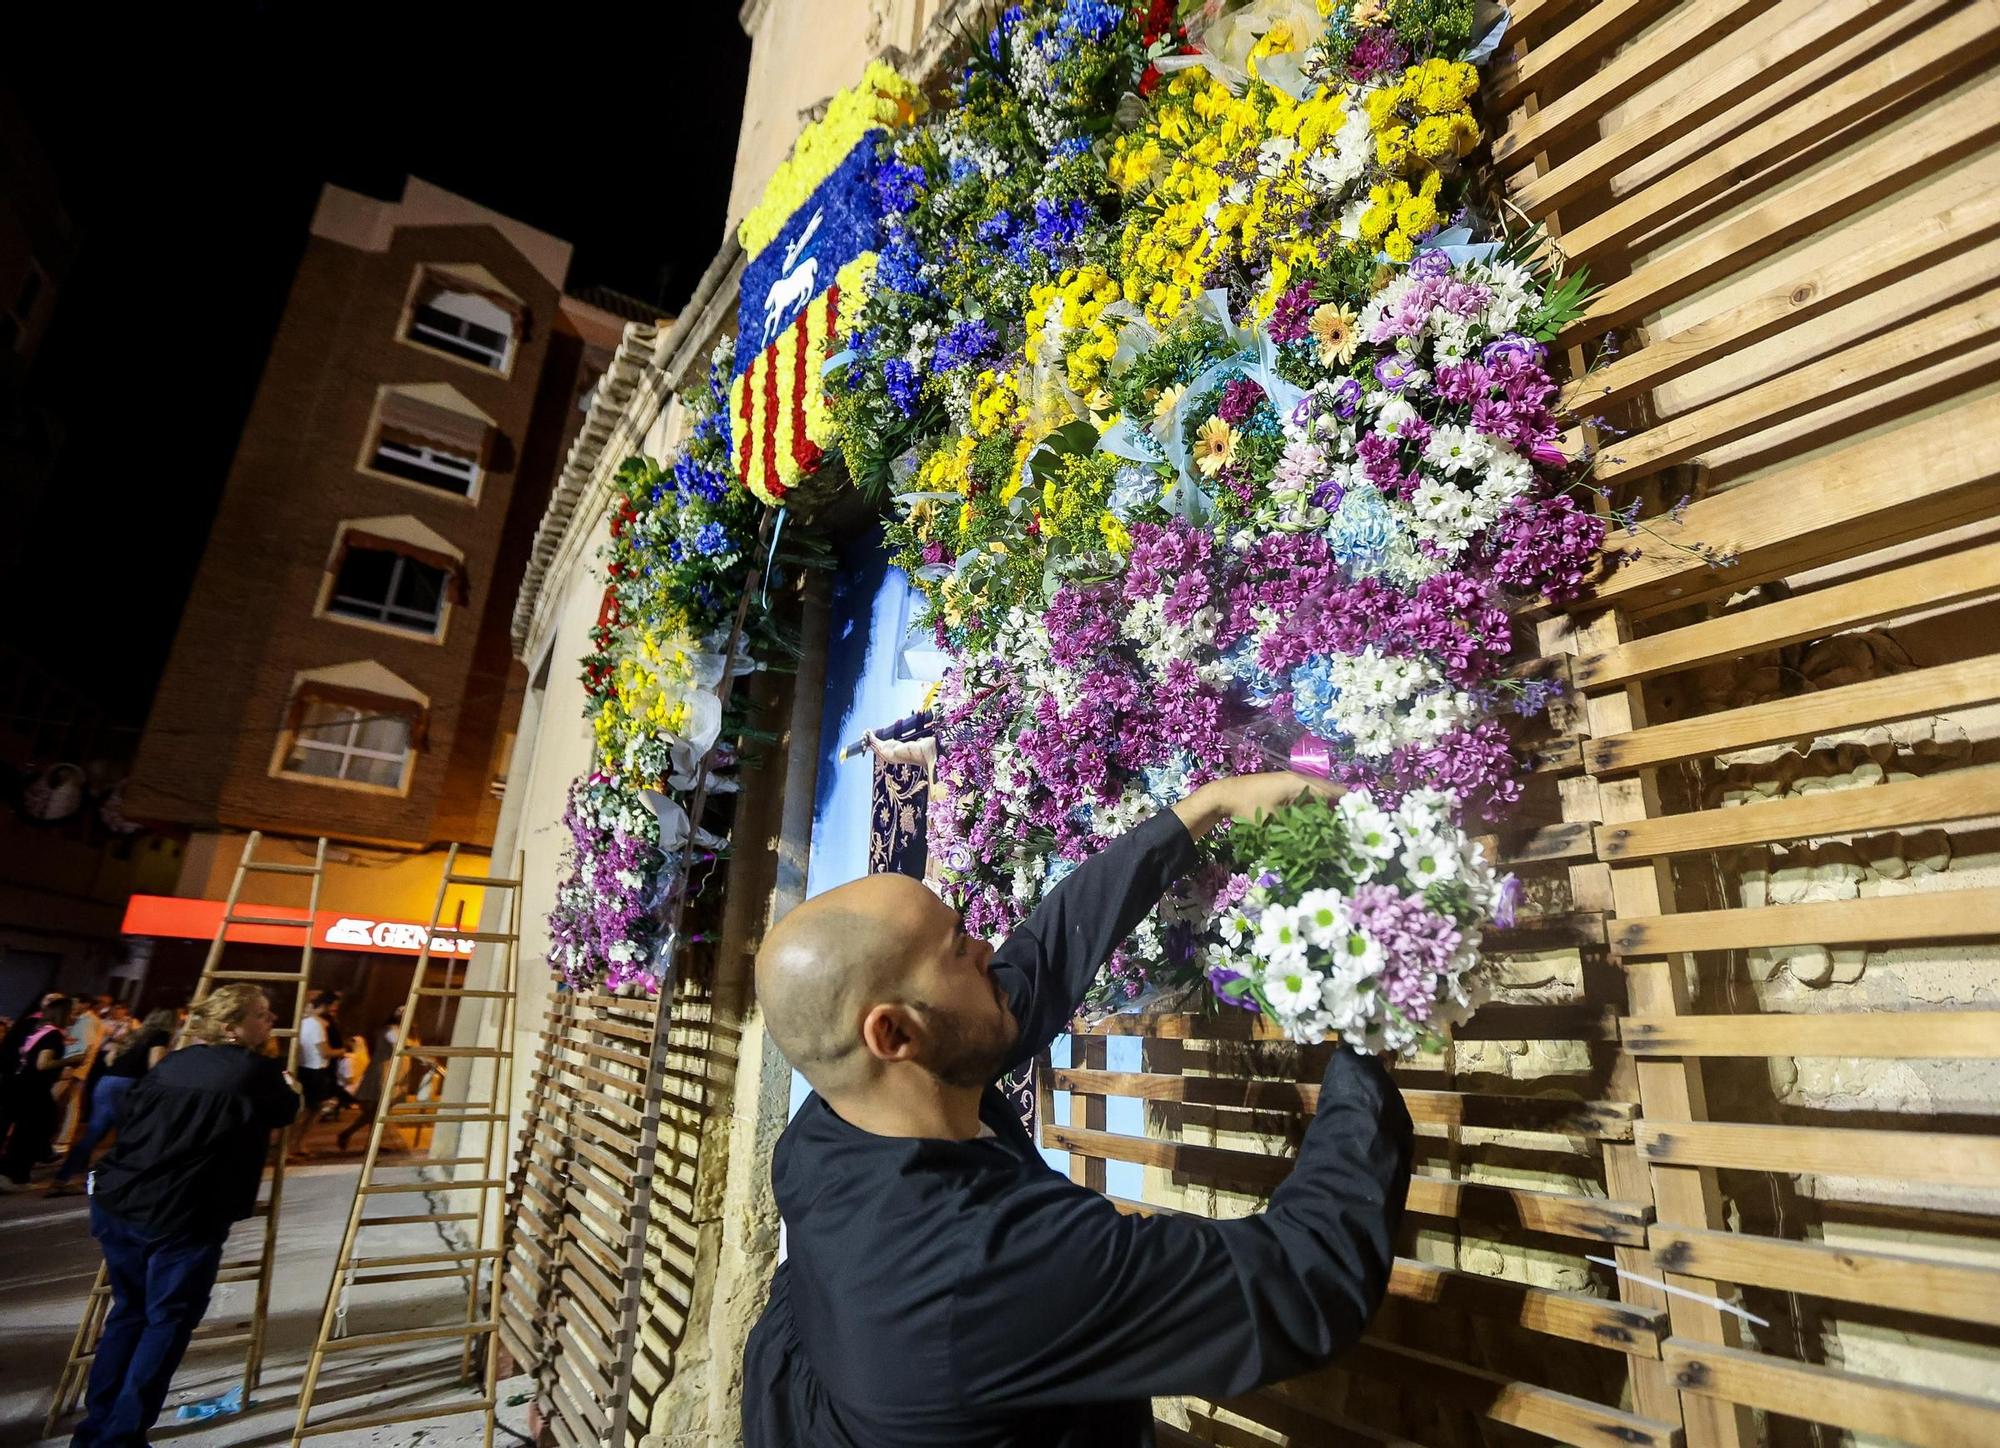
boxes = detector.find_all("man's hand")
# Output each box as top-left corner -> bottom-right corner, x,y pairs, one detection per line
1171,771 -> 1344,842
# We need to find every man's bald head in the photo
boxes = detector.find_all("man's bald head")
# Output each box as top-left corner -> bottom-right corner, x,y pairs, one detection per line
757,873 -> 948,1091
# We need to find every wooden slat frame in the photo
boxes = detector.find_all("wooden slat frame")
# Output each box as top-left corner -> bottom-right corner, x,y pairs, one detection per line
1637,1119 -> 2000,1187
1649,1226 -> 2000,1327
1561,165 -> 2000,412
1622,1010 -> 2000,1058
1664,1339 -> 2000,1446
1344,1339 -> 1684,1448
1611,888 -> 2000,954
1510,0 -> 1930,222
1589,395 -> 2000,616
1530,0 -> 2000,1422
501,994 -> 661,1447
1043,8 -> 2000,1445
1050,1066 -> 1638,1139
1107,1194 -> 1668,1354
1585,655 -> 2000,775
1559,72 -> 2000,343
1576,541 -> 2000,688
1043,1119 -> 1654,1243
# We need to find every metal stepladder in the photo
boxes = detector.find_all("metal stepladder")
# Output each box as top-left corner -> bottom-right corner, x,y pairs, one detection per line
45,831 -> 328,1436
291,844 -> 522,1446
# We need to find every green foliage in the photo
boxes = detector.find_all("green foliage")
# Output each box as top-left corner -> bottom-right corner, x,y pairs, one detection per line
1223,796 -> 1352,896
1520,264 -> 1592,343
1027,419 -> 1103,485
1108,317 -> 1231,419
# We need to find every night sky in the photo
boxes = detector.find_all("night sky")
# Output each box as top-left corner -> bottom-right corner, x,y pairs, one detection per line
5,3 -> 751,723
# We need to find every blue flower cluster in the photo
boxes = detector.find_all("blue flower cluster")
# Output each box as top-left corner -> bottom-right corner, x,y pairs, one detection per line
883,358 -> 921,416
989,4 -> 1027,59
1142,750 -> 1199,807
664,355 -> 735,505
1290,656 -> 1346,739
875,156 -> 927,216
1058,0 -> 1121,42
1222,638 -> 1285,706
831,0 -> 1147,492
933,318 -> 1001,372
1329,487 -> 1397,575
873,230 -> 931,300
1030,197 -> 1092,255
672,451 -> 731,506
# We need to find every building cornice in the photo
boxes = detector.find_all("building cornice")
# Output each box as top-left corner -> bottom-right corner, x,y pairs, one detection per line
510,320 -> 664,659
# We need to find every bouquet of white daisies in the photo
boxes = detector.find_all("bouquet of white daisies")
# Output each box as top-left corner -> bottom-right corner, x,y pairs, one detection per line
1199,786 -> 1517,1053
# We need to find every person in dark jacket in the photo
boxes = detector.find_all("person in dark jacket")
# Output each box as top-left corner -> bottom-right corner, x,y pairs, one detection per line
1,993 -> 76,1186
742,771 -> 1415,1448
70,984 -> 299,1448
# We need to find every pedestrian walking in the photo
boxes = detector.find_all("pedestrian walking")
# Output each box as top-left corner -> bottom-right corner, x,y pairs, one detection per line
54,996 -> 119,1155
69,984 -> 298,1448
1,994 -> 77,1187
292,991 -> 346,1158
49,1008 -> 177,1195
337,1007 -> 410,1152
0,994 -> 52,1142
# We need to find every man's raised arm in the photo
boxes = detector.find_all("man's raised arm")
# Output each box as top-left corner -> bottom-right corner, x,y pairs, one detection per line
949,1045 -> 1413,1409
990,771 -> 1339,1070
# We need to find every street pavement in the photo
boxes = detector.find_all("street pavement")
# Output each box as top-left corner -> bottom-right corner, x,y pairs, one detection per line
0,1145 -> 534,1448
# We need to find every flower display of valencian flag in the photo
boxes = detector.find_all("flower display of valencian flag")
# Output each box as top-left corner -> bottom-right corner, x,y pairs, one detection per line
730,63 -> 914,506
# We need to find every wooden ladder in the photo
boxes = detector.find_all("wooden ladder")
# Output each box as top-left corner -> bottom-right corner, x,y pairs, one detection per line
44,831 -> 329,1436
289,845 -> 522,1447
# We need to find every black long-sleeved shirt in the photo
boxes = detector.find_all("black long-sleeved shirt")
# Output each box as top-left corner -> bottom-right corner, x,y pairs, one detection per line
90,1042 -> 299,1240
742,809 -> 1415,1447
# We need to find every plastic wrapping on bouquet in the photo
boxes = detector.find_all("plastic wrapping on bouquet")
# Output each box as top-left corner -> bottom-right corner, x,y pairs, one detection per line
1288,733 -> 1339,780
1222,711 -> 1343,783
645,927 -> 681,983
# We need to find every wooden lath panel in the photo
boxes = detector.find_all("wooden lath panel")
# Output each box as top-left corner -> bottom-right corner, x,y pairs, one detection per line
1664,1339 -> 2000,1448
1015,7 -> 2000,1445
1043,1017 -> 1679,1445
1505,0 -> 2000,1437
1587,395 -> 2000,616
502,993 -> 656,1448
1108,1193 -> 1667,1354
1622,1009 -> 2000,1059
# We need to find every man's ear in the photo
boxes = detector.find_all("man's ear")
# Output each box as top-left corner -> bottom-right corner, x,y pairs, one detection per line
859,1002 -> 921,1065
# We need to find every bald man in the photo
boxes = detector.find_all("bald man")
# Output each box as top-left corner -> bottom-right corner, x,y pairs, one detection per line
742,772 -> 1414,1448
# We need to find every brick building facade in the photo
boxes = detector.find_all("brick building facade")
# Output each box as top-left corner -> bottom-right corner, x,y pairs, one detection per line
123,178 -> 642,1008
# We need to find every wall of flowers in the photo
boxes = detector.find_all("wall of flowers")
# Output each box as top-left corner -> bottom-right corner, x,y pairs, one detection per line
554,0 -> 1608,1051
547,344 -> 772,994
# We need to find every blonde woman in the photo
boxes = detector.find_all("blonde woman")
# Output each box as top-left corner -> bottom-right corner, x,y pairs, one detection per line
69,985 -> 299,1448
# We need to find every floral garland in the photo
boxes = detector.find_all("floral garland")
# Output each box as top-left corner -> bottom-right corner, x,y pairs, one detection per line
550,342 -> 767,994
859,0 -> 1603,1049
829,1 -> 1182,497
736,61 -> 921,259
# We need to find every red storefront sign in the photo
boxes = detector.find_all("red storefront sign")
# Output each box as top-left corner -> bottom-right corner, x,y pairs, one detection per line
122,894 -> 479,958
